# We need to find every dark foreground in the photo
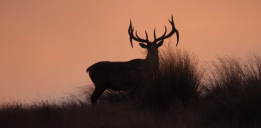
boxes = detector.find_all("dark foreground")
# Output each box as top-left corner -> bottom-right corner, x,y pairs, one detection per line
1,49 -> 261,128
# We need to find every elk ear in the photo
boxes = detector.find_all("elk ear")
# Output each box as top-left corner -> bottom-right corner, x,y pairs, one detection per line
139,43 -> 147,48
157,40 -> 164,47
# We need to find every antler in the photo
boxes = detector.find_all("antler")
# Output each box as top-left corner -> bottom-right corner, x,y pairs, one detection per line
128,20 -> 150,48
153,15 -> 179,46
128,15 -> 179,48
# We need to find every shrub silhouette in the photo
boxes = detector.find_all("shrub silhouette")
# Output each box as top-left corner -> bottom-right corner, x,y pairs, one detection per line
133,47 -> 203,109
201,53 -> 261,125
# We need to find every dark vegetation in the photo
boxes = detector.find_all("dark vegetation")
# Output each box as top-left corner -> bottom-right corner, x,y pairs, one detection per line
1,47 -> 261,128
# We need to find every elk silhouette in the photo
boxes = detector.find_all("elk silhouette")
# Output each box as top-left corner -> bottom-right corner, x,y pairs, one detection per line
87,15 -> 179,103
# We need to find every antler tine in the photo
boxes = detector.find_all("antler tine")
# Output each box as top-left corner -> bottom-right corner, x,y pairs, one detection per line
169,15 -> 179,46
168,14 -> 175,27
163,25 -> 167,37
128,20 -> 134,48
128,20 -> 150,48
154,28 -> 156,41
175,30 -> 179,46
145,30 -> 148,41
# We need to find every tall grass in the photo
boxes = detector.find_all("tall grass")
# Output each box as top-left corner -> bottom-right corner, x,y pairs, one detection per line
133,47 -> 203,110
202,53 -> 261,126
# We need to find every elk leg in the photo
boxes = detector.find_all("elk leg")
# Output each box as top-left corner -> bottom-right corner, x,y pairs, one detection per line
91,85 -> 106,104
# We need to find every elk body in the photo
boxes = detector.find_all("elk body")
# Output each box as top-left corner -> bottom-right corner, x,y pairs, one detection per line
87,15 -> 179,103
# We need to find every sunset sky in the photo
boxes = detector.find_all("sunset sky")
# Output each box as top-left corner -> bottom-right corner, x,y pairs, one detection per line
0,0 -> 261,101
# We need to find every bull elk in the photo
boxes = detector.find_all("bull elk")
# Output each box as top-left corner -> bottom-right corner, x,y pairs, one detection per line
87,15 -> 179,103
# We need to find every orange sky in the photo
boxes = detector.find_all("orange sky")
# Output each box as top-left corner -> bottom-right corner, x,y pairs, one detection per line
0,0 -> 261,101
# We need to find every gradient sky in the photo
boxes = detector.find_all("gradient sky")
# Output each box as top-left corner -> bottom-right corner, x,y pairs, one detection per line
0,0 -> 261,101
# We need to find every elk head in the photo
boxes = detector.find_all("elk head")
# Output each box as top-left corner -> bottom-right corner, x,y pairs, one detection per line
128,15 -> 179,50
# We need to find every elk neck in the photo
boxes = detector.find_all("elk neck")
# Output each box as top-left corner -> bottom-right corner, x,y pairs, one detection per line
145,47 -> 159,70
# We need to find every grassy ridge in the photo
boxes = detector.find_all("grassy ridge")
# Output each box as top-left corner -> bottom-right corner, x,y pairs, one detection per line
1,48 -> 261,128
201,53 -> 261,126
